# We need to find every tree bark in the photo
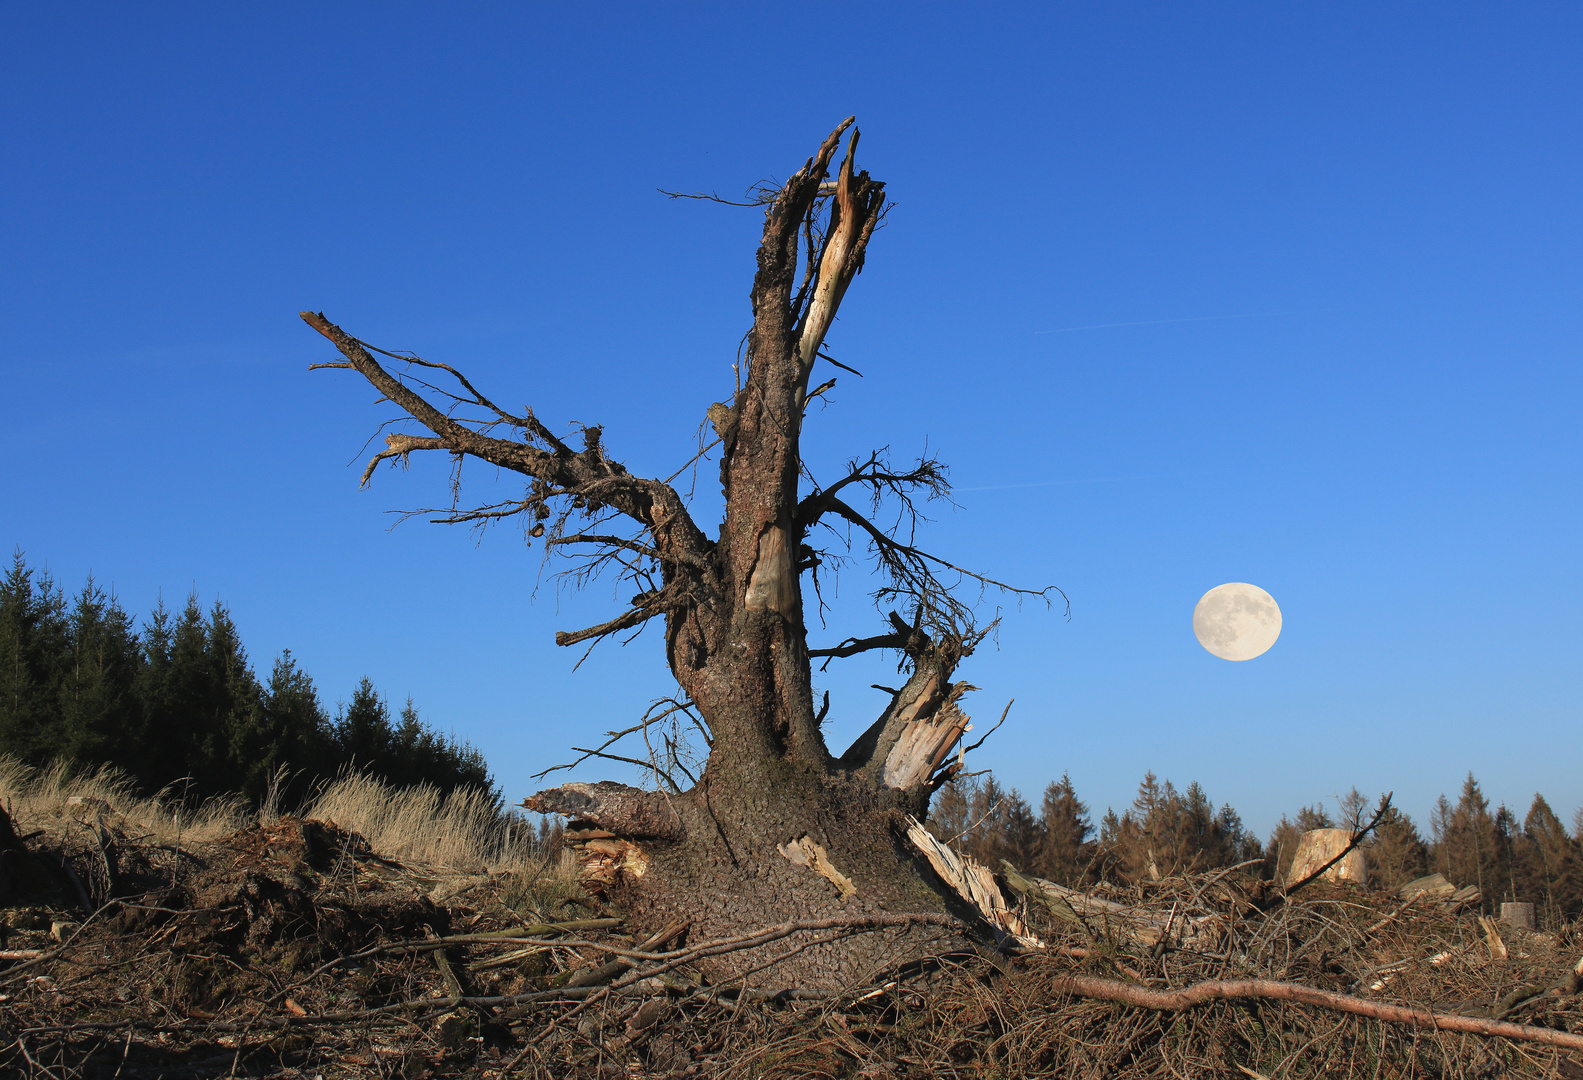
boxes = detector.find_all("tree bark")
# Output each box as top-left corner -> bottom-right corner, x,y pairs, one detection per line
306,120 -> 1043,989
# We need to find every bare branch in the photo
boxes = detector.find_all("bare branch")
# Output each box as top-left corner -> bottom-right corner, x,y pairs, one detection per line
1050,973 -> 1583,1052
550,532 -> 712,572
808,631 -> 909,660
1280,793 -> 1394,901
553,597 -> 670,648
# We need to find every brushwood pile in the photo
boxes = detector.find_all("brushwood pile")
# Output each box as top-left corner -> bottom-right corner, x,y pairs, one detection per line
1,796 -> 1581,1079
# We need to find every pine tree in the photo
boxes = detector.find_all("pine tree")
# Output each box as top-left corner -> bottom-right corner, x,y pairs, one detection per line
58,578 -> 142,767
335,677 -> 394,771
1036,773 -> 1091,885
960,774 -> 1005,866
998,788 -> 1040,874
1436,773 -> 1498,907
1520,794 -> 1581,927
1367,806 -> 1429,890
1180,781 -> 1218,869
1215,803 -> 1262,865
926,775 -> 972,845
0,554 -> 70,764
228,650 -> 330,803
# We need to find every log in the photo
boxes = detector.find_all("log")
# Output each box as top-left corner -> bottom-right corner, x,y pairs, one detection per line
1400,873 -> 1455,899
523,782 -> 685,841
1285,829 -> 1367,887
1000,862 -> 1225,951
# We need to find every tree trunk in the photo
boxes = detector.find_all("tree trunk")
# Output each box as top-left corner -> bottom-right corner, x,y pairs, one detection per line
305,120 -> 1053,989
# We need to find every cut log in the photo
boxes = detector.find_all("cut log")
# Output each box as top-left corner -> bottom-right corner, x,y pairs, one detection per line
1284,829 -> 1367,887
1400,873 -> 1456,899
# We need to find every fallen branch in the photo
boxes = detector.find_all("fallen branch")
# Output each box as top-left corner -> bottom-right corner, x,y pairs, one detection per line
1052,973 -> 1583,1051
303,917 -> 623,978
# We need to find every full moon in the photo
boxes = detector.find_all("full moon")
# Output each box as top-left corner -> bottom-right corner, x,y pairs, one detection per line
1193,582 -> 1282,661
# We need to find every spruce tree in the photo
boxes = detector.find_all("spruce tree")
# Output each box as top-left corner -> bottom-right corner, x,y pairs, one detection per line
1367,806 -> 1429,890
229,650 -> 329,803
0,554 -> 69,764
1037,773 -> 1091,885
59,578 -> 142,767
1520,794 -> 1580,927
335,676 -> 394,772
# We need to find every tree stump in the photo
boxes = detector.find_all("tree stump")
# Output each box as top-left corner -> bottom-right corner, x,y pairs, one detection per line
1284,829 -> 1367,887
1500,902 -> 1535,930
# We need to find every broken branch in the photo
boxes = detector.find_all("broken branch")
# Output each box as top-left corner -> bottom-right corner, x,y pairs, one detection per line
1050,973 -> 1583,1052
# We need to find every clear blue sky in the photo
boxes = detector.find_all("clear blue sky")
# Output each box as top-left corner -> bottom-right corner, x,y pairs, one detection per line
3,4 -> 1579,838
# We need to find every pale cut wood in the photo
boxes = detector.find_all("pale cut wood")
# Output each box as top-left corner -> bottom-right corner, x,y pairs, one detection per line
777,835 -> 858,900
1500,901 -> 1534,930
1399,872 -> 1456,899
1478,915 -> 1509,961
1284,829 -> 1367,887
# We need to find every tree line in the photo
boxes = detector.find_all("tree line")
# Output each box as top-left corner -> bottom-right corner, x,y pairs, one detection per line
930,767 -> 1583,928
0,553 -> 494,806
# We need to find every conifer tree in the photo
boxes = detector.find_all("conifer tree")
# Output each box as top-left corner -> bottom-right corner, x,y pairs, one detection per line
1435,773 -> 1498,907
1367,805 -> 1429,890
926,775 -> 972,847
59,579 -> 142,767
1519,794 -> 1579,926
229,650 -> 329,803
335,676 -> 393,771
1037,773 -> 1091,884
0,554 -> 69,764
999,788 -> 1040,873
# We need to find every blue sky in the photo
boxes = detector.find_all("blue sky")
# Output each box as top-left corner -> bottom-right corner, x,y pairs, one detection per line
3,4 -> 1579,838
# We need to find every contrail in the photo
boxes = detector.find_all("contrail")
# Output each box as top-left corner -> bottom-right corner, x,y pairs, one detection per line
1034,312 -> 1271,334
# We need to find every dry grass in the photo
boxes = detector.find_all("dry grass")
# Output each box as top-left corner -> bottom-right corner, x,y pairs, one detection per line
0,755 -> 246,845
0,755 -> 550,877
300,769 -> 538,874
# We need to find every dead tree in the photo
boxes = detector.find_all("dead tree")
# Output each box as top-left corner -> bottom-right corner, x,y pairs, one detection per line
303,119 -> 1055,989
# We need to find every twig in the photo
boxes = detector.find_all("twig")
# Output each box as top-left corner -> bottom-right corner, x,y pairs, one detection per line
1362,891 -> 1423,935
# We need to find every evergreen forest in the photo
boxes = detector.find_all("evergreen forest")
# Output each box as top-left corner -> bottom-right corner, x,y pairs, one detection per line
931,768 -> 1583,930
0,553 -> 494,807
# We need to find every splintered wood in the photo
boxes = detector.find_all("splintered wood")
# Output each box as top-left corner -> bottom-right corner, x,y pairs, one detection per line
906,817 -> 1040,948
777,836 -> 858,900
881,682 -> 972,790
561,825 -> 647,895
